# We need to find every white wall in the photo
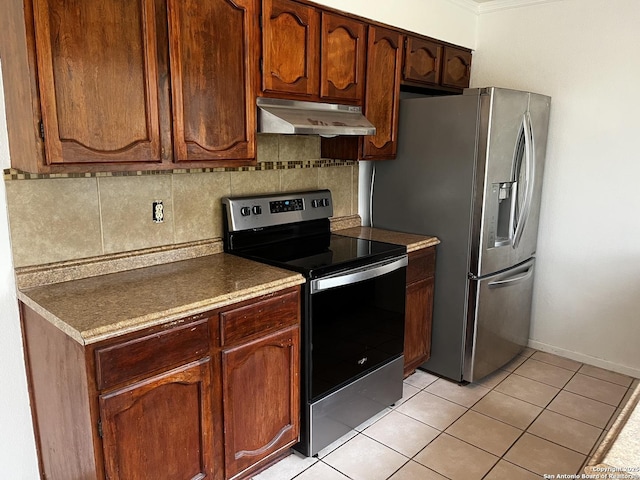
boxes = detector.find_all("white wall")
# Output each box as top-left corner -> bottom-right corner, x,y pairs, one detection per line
471,0 -> 640,377
312,0 -> 477,48
0,62 -> 40,478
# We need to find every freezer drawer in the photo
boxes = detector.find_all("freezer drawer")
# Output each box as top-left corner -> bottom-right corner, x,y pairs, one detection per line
464,258 -> 535,382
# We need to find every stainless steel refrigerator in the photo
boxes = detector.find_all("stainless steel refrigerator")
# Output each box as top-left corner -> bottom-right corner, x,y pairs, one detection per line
371,87 -> 551,383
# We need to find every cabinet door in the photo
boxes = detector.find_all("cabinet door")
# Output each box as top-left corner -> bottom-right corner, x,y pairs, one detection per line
404,277 -> 434,377
262,0 -> 319,97
168,0 -> 258,163
403,37 -> 442,87
441,46 -> 472,89
222,326 -> 299,479
320,13 -> 366,104
100,358 -> 217,480
362,26 -> 403,160
32,0 -> 162,165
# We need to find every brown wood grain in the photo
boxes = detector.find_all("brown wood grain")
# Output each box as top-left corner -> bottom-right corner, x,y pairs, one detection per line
262,0 -> 320,97
361,25 -> 403,160
0,0 -> 45,173
220,289 -> 299,346
100,358 -> 216,479
406,246 -> 436,285
320,12 -> 366,104
21,304 -> 99,479
402,36 -> 443,87
95,317 -> 211,390
21,285 -> 301,479
32,0 -> 163,164
404,247 -> 436,377
441,45 -> 472,89
221,326 -> 300,479
168,0 -> 258,162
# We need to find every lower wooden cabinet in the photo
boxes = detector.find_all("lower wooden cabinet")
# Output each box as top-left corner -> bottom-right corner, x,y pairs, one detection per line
404,247 -> 436,377
222,327 -> 299,478
21,286 -> 301,480
100,358 -> 215,480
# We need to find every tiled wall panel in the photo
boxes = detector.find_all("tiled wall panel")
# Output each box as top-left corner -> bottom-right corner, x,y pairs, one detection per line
4,135 -> 359,267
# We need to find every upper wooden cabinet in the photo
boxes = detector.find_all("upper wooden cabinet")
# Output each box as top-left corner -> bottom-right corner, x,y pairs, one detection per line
261,0 -> 366,104
402,36 -> 472,92
441,45 -> 473,89
167,0 -> 259,163
320,12 -> 366,103
402,36 -> 443,87
361,26 -> 403,160
2,0 -> 259,173
1,0 -> 473,172
33,0 -> 163,166
262,0 -> 320,97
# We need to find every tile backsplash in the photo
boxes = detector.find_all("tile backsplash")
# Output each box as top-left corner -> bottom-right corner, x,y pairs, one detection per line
4,135 -> 359,268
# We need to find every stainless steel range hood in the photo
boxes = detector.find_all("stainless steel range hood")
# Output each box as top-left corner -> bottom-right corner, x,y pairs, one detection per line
257,97 -> 376,136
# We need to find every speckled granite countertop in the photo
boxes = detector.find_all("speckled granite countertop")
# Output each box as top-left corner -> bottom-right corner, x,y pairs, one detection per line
334,226 -> 440,252
18,253 -> 305,346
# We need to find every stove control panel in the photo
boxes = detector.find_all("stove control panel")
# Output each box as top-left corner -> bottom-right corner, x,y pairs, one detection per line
270,198 -> 304,213
222,190 -> 333,232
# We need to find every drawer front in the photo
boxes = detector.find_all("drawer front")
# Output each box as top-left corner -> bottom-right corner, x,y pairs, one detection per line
220,290 -> 299,346
95,317 -> 210,390
407,247 -> 436,284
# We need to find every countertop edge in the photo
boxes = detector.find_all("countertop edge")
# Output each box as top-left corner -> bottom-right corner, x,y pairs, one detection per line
19,274 -> 306,346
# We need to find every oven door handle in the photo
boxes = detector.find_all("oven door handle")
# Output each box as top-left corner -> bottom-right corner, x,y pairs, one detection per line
310,255 -> 408,294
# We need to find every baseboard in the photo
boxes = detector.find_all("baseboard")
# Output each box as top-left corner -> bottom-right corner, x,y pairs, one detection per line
528,340 -> 640,379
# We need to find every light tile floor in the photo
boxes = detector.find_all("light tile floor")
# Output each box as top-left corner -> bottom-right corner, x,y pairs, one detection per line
253,348 -> 639,480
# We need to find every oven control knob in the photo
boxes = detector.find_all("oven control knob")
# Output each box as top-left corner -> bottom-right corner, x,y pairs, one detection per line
240,207 -> 251,216
252,206 -> 262,215
321,198 -> 330,207
311,199 -> 320,208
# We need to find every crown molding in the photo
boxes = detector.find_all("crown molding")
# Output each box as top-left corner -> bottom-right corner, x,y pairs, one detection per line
445,0 -> 480,14
477,0 -> 565,14
443,0 -> 565,15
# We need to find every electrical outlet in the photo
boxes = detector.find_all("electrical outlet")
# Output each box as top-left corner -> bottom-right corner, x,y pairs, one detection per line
152,201 -> 164,223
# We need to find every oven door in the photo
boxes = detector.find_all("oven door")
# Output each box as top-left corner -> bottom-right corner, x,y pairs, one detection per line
308,255 -> 408,401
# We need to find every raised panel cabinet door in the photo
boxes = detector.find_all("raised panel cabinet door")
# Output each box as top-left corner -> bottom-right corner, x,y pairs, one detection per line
362,26 -> 403,160
168,0 -> 258,163
222,326 -> 300,479
403,36 -> 442,87
441,46 -> 472,89
32,0 -> 162,164
320,12 -> 366,104
100,358 -> 217,480
404,277 -> 434,377
262,0 -> 319,97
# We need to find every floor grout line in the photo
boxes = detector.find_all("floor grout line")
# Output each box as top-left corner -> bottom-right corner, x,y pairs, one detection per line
253,350 -> 638,480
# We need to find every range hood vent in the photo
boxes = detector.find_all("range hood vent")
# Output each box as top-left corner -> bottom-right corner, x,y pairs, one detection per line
257,97 -> 376,137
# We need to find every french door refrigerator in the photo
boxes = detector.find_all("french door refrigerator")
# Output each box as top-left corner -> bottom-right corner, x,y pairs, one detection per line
371,87 -> 551,382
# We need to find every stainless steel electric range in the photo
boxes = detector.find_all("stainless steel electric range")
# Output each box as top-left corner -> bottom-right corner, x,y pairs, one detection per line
222,190 -> 407,456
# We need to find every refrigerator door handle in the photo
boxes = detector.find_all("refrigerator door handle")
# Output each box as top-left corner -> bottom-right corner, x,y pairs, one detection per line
513,111 -> 535,248
488,261 -> 534,288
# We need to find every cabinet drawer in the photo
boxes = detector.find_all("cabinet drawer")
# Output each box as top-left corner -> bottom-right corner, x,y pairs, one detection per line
95,318 -> 210,390
220,290 -> 299,346
407,247 -> 436,284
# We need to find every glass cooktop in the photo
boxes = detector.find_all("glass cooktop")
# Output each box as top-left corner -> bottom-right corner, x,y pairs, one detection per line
236,233 -> 406,278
